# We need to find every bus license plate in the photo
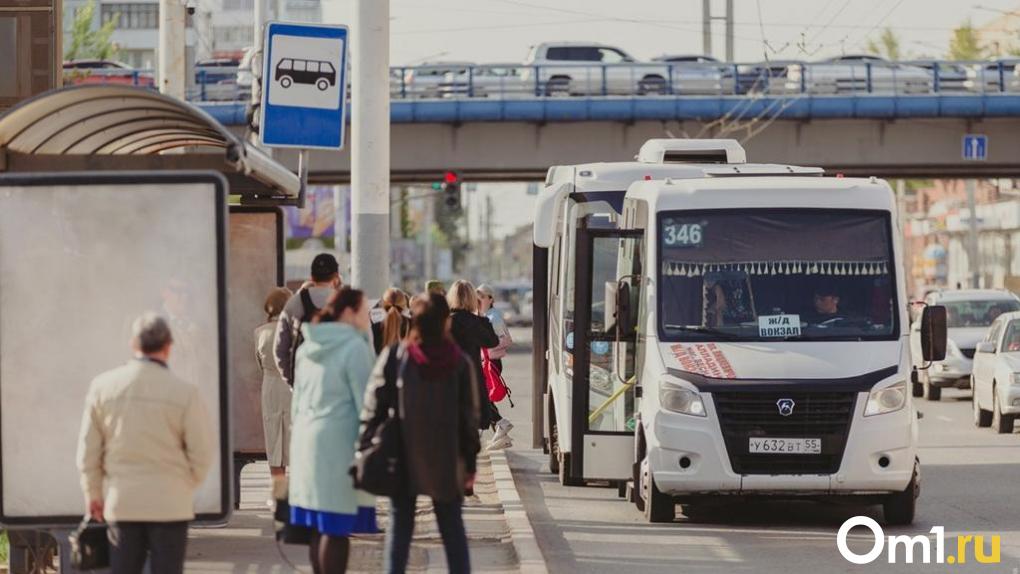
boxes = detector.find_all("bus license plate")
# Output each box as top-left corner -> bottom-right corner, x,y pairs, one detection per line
748,438 -> 821,454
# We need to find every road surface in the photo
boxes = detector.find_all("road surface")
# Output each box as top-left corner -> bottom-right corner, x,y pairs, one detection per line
499,327 -> 1020,573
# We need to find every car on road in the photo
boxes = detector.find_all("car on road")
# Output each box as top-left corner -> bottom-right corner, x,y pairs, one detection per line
438,64 -> 525,98
397,61 -> 474,98
520,42 -> 671,96
651,54 -> 732,94
908,60 -> 969,92
193,57 -> 242,101
786,54 -> 931,94
734,60 -> 800,94
971,310 -> 1020,433
963,59 -> 1020,93
63,59 -> 154,87
911,289 -> 1020,401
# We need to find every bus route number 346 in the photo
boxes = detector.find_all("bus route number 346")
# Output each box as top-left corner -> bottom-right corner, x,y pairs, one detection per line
663,221 -> 704,247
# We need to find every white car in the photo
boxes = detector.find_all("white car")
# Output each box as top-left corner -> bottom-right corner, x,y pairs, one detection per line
963,59 -> 1020,93
438,64 -> 526,98
971,311 -> 1020,433
398,61 -> 474,98
910,289 -> 1020,401
520,42 -> 671,96
787,54 -> 931,94
651,54 -> 733,94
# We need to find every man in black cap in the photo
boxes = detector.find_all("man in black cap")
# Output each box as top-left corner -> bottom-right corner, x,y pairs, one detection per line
805,283 -> 843,325
273,253 -> 341,386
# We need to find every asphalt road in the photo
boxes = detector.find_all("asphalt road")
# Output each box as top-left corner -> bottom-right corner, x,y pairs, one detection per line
498,327 -> 1020,574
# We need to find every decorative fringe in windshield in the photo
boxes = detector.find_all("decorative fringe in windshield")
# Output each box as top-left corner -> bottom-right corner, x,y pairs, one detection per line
662,260 -> 891,277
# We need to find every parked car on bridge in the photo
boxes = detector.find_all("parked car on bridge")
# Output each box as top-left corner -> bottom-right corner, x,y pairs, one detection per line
520,42 -> 670,96
63,59 -> 154,88
971,310 -> 1020,434
193,57 -> 242,101
910,289 -> 1020,401
438,64 -> 526,98
963,59 -> 1020,93
398,61 -> 474,98
786,54 -> 931,94
651,54 -> 733,94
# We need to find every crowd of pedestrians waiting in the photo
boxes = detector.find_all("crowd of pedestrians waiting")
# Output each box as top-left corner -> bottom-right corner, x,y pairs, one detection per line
76,252 -> 515,574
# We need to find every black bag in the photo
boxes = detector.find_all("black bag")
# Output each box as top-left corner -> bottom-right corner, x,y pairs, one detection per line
70,518 -> 109,570
349,345 -> 405,497
273,495 -> 314,545
286,289 -> 320,386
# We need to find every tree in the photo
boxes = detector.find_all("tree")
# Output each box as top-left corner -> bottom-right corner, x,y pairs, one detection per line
65,0 -> 119,61
947,20 -> 984,60
865,28 -> 902,60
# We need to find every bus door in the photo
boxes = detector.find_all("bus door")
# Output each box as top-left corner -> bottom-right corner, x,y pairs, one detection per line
570,224 -> 644,481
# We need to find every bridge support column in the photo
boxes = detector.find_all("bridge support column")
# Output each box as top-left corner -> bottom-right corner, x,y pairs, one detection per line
350,0 -> 390,295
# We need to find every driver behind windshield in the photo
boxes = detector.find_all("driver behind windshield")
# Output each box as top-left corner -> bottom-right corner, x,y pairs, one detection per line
805,284 -> 843,324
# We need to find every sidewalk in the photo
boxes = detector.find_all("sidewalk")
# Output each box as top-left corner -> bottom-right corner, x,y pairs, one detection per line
186,453 -> 521,573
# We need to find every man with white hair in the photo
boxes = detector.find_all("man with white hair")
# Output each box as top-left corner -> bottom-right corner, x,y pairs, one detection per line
76,312 -> 214,574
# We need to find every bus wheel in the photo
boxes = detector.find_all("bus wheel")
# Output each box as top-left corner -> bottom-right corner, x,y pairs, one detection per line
640,457 -> 675,523
883,459 -> 919,526
316,78 -> 329,91
279,76 -> 292,88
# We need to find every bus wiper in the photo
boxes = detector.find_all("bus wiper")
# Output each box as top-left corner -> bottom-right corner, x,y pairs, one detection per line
664,325 -> 743,340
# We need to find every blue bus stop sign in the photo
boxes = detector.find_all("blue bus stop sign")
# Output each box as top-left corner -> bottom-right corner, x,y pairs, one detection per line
260,22 -> 348,150
962,134 -> 987,161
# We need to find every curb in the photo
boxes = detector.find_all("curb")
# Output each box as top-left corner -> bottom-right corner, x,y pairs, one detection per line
487,450 -> 549,574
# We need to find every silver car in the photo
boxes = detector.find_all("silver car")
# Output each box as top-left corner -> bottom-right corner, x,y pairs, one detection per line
651,54 -> 733,95
963,59 -> 1020,93
438,64 -> 526,98
395,61 -> 475,99
520,42 -> 671,96
787,54 -> 931,94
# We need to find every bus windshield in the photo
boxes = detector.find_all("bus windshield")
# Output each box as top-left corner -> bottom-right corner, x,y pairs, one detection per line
658,209 -> 898,342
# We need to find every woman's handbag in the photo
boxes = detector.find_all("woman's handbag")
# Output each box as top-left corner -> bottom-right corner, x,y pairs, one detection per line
350,345 -> 405,497
481,348 -> 513,407
70,517 -> 109,570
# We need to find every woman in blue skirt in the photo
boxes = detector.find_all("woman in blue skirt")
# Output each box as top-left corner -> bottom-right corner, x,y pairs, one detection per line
289,287 -> 377,573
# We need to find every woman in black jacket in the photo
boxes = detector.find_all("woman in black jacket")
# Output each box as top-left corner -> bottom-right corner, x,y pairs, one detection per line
447,280 -> 500,432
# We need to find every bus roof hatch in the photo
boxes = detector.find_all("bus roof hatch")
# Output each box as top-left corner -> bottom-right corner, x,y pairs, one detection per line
636,139 -> 747,165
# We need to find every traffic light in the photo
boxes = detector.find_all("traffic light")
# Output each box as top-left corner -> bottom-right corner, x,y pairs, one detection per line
441,171 -> 460,211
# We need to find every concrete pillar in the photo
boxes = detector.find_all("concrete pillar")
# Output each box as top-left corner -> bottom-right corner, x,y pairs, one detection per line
350,0 -> 390,295
158,0 -> 187,99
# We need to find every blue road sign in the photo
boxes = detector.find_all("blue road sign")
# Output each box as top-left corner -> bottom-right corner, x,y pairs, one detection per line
962,134 -> 987,161
260,22 -> 348,150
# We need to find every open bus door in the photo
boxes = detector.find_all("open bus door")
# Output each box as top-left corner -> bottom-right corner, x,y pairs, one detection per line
566,223 -> 644,483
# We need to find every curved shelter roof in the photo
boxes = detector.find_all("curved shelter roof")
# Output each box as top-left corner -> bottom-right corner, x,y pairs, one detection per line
0,85 -> 299,203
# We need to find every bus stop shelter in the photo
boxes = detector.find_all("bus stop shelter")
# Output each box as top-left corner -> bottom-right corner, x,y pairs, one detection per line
0,85 -> 301,204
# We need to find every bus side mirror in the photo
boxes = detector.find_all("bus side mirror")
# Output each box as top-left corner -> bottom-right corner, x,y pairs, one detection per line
920,305 -> 947,362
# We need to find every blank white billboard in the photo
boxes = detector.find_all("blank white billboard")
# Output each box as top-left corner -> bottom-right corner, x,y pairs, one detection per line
0,173 -> 230,525
227,208 -> 283,456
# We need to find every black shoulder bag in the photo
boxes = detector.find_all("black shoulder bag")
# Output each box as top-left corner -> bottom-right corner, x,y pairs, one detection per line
350,344 -> 405,497
286,289 -> 319,386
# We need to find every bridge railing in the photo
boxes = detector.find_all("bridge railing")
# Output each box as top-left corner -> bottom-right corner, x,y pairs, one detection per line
62,60 -> 1020,102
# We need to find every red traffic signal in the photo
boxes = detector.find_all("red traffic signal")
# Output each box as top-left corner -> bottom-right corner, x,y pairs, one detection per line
443,171 -> 459,184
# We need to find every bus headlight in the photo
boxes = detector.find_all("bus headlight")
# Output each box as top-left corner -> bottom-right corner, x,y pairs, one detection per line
660,382 -> 706,417
1011,373 -> 1020,385
865,381 -> 907,417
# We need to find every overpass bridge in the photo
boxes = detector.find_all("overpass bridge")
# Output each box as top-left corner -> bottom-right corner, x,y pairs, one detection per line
204,94 -> 1020,183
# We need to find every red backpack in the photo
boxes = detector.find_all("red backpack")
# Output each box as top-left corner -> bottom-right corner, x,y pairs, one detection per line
481,348 -> 513,406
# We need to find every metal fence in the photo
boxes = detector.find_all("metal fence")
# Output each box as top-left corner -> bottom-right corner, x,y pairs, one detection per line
61,60 -> 1020,102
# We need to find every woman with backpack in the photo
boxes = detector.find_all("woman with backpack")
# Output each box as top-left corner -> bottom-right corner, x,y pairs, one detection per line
446,280 -> 500,435
362,293 -> 480,574
288,287 -> 377,574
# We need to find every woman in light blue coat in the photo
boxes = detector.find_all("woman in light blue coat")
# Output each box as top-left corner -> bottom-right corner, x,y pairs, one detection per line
289,287 -> 376,574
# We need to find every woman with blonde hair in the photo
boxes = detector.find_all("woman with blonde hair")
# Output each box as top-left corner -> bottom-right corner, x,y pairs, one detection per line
372,287 -> 411,354
254,286 -> 294,481
447,280 -> 500,433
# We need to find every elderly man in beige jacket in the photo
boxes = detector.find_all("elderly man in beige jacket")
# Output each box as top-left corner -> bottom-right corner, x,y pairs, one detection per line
76,312 -> 214,574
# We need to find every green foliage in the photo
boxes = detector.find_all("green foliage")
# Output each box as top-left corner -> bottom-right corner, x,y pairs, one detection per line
947,20 -> 985,60
865,28 -> 902,60
65,0 -> 119,61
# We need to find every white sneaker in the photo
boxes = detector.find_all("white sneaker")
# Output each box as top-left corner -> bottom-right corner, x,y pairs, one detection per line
492,419 -> 514,441
487,436 -> 512,451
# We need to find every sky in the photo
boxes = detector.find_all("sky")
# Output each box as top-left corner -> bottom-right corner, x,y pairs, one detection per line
323,0 -> 1020,65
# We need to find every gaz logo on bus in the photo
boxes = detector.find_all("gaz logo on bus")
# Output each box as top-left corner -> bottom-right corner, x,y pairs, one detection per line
662,220 -> 704,247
